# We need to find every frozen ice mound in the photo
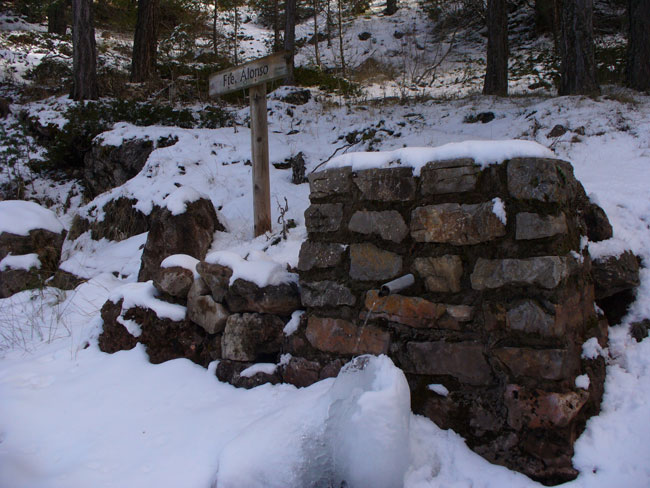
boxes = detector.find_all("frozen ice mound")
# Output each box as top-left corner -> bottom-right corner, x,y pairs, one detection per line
213,355 -> 412,488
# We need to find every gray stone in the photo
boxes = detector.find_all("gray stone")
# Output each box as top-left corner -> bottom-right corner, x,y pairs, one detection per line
153,266 -> 194,298
300,280 -> 356,307
349,243 -> 402,281
306,315 -> 390,355
581,201 -> 613,242
506,299 -> 560,337
413,255 -> 463,292
494,348 -> 575,380
516,212 -> 568,240
196,261 -> 232,302
470,256 -> 570,290
297,241 -> 346,271
420,159 -> 480,195
225,279 -> 301,315
504,385 -> 589,430
348,210 -> 408,243
353,167 -> 416,201
308,168 -> 352,199
0,267 -> 40,298
405,341 -> 492,385
282,357 -> 321,387
304,203 -> 344,233
507,158 -> 565,202
445,304 -> 474,322
187,277 -> 229,334
411,202 -> 506,245
221,313 -> 284,361
591,250 -> 640,299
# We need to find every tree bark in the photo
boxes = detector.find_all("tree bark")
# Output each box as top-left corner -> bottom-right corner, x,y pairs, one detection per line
483,0 -> 508,96
71,0 -> 98,100
626,0 -> 650,92
131,0 -> 159,83
284,0 -> 297,84
273,0 -> 282,52
559,0 -> 599,95
337,0 -> 346,78
313,0 -> 321,66
385,0 -> 397,16
213,0 -> 218,54
48,0 -> 67,35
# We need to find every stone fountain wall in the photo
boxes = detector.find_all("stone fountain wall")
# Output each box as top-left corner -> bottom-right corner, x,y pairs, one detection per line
292,158 -> 609,484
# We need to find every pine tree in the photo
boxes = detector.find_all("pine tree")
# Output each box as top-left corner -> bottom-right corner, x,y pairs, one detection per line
483,0 -> 508,96
626,0 -> 650,92
131,0 -> 159,82
559,0 -> 599,95
71,0 -> 98,100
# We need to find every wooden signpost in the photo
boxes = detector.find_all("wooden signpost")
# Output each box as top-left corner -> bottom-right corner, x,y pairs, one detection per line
209,52 -> 288,237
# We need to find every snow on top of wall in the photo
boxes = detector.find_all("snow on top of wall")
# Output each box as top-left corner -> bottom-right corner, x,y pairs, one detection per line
163,186 -> 206,216
205,250 -> 298,287
160,254 -> 200,279
0,253 -> 41,271
323,140 -> 557,175
0,200 -> 65,236
109,281 -> 187,322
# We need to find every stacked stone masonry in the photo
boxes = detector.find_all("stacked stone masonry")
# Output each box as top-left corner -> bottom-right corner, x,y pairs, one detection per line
295,158 -> 610,484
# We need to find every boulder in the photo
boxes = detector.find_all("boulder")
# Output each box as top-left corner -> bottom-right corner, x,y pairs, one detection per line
216,360 -> 282,389
225,278 -> 301,315
138,196 -> 225,282
196,261 -> 232,302
187,277 -> 229,334
221,313 -> 284,362
68,197 -> 149,242
591,251 -> 640,299
153,266 -> 194,299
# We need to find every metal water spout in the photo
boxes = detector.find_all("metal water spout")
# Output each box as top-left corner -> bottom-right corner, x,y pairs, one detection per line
379,274 -> 415,297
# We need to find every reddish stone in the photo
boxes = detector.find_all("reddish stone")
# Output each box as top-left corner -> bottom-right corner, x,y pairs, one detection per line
405,341 -> 492,385
494,348 -> 576,381
505,385 -> 589,430
305,315 -> 390,355
362,290 -> 449,328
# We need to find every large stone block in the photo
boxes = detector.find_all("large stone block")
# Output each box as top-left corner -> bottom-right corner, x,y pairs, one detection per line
300,280 -> 356,307
308,167 -> 352,199
348,210 -> 408,243
225,279 -> 301,315
349,243 -> 402,281
516,212 -> 568,240
591,250 -> 640,299
413,255 -> 463,293
352,167 -> 416,201
504,385 -> 589,429
153,266 -> 194,298
470,256 -> 569,290
362,290 -> 448,328
410,202 -> 506,245
187,277 -> 229,334
494,347 -> 575,381
506,299 -> 561,337
420,159 -> 480,195
405,341 -> 492,385
507,158 -> 565,202
297,241 -> 346,271
221,313 -> 284,361
305,315 -> 390,355
304,203 -> 344,233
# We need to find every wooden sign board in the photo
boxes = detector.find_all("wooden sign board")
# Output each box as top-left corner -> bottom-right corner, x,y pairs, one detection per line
209,52 -> 288,96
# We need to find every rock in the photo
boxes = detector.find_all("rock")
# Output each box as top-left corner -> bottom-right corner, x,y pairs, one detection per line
297,241 -> 346,271
581,201 -> 613,242
305,315 -> 390,355
507,158 -> 566,202
138,197 -> 224,282
547,124 -> 568,138
349,243 -> 402,281
308,168 -> 352,200
83,137 -> 154,198
358,31 -> 371,40
196,261 -> 232,301
630,319 -> 649,342
420,159 -> 480,195
187,277 -> 229,334
404,341 -> 492,385
221,313 -> 284,362
278,88 -> 311,105
282,357 -> 321,387
0,267 -> 41,298
471,256 -> 570,290
352,167 -> 416,201
348,210 -> 408,243
504,385 -> 589,429
216,360 -> 282,389
300,280 -> 356,307
362,290 -> 449,328
0,97 -> 10,119
515,212 -> 568,240
47,270 -> 85,290
506,299 -> 561,337
225,279 -> 301,315
0,228 -> 65,274
411,202 -> 506,245
304,203 -> 344,233
591,251 -> 640,299
68,197 -> 149,242
153,266 -> 194,298
494,348 -> 576,381
412,255 -> 463,293
290,152 -> 307,184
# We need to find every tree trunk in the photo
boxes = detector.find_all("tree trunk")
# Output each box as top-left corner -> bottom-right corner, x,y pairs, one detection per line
326,0 -> 332,47
48,0 -> 67,35
71,0 -> 98,100
234,6 -> 239,65
483,0 -> 508,96
284,0 -> 297,84
535,0 -> 561,50
273,0 -> 282,52
385,0 -> 397,16
559,0 -> 599,95
213,0 -> 218,54
313,0 -> 321,66
131,0 -> 158,83
626,0 -> 650,91
337,0 -> 346,78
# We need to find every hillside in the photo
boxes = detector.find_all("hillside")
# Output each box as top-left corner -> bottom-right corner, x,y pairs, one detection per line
1,1 -> 649,487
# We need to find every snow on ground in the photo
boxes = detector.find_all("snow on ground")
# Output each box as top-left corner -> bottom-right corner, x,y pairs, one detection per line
1,3 -> 650,488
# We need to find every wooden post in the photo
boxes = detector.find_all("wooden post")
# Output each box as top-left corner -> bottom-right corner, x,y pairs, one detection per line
250,83 -> 271,236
